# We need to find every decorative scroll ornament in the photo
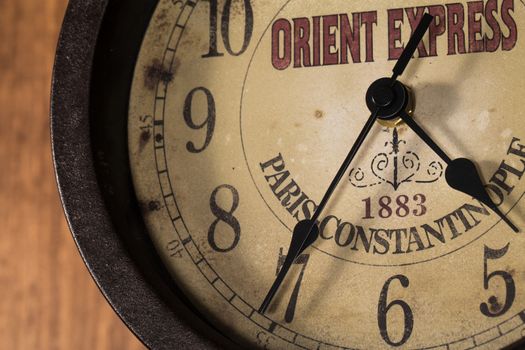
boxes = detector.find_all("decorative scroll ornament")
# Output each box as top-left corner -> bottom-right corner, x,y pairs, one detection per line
349,128 -> 443,191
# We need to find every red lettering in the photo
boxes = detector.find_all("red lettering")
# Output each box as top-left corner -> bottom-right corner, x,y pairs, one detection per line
361,11 -> 377,62
388,9 -> 404,60
484,0 -> 501,52
293,17 -> 311,68
428,6 -> 446,57
468,1 -> 484,53
406,6 -> 429,57
502,0 -> 518,51
312,16 -> 321,66
340,13 -> 361,64
323,15 -> 339,66
271,19 -> 292,70
447,3 -> 467,55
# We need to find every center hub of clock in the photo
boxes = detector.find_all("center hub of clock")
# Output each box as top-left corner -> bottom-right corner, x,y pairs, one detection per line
366,77 -> 409,121
372,85 -> 394,107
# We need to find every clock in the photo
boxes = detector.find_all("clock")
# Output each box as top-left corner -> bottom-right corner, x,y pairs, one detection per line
52,0 -> 525,349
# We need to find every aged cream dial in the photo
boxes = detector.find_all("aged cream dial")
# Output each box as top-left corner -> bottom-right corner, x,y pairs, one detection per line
129,0 -> 525,348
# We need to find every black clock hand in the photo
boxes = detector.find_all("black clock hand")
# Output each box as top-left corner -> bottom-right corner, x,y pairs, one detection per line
258,109 -> 380,315
259,14 -> 434,315
399,110 -> 452,165
392,14 -> 434,82
399,110 -> 519,233
446,158 -> 519,232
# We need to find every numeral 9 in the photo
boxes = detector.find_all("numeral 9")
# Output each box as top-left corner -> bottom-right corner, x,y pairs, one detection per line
184,87 -> 216,153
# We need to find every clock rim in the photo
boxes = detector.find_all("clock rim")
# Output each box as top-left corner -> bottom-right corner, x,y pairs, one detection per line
50,0 -> 240,349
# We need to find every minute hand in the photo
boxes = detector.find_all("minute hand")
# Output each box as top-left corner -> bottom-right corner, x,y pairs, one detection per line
398,110 -> 519,233
258,109 -> 380,315
259,13 -> 435,315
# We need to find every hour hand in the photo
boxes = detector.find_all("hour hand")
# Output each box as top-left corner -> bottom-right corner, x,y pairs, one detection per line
398,110 -> 519,233
399,110 -> 451,165
446,158 -> 519,233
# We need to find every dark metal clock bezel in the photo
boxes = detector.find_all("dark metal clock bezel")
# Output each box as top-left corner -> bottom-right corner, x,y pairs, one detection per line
51,1 -> 241,349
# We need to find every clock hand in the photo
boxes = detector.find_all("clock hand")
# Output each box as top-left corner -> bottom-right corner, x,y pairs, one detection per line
399,110 -> 452,165
446,158 -> 519,232
258,109 -> 380,315
399,110 -> 519,233
392,14 -> 434,82
259,14 -> 434,315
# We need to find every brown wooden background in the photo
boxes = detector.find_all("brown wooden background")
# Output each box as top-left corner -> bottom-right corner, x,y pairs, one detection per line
0,1 -> 146,349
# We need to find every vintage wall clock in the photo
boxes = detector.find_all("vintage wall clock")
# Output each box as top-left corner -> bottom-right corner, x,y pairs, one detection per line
52,0 -> 525,348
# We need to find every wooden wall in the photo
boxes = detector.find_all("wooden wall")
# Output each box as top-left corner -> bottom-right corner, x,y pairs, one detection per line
0,1 -> 146,349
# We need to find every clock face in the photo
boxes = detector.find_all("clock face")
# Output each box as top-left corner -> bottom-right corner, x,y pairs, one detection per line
128,0 -> 525,348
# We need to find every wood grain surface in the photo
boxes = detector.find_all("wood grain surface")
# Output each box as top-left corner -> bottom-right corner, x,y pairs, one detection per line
0,1 -> 146,349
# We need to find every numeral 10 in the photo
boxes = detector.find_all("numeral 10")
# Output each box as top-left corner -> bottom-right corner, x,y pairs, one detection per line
201,0 -> 254,58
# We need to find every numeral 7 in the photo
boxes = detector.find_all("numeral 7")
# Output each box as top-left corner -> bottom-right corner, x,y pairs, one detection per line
276,248 -> 310,323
